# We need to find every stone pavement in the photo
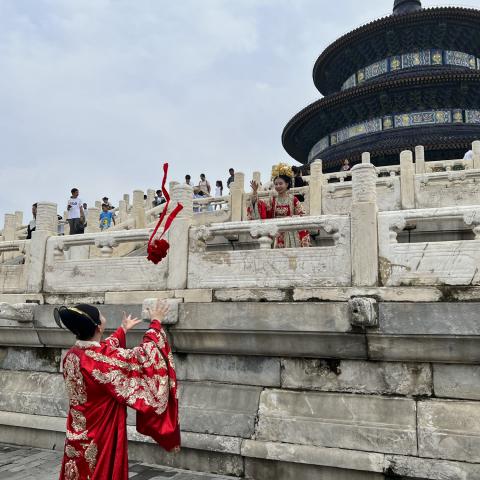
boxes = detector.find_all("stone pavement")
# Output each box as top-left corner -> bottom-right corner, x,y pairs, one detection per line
0,444 -> 237,479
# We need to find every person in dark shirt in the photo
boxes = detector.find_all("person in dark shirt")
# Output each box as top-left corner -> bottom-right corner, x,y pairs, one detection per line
227,168 -> 235,190
292,166 -> 305,202
26,203 -> 37,239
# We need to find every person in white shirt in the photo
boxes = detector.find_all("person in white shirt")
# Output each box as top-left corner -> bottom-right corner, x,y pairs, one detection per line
197,174 -> 211,195
463,150 -> 474,161
67,188 -> 85,235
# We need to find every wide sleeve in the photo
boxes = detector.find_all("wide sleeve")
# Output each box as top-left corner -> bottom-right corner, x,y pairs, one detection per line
83,320 -> 180,451
247,195 -> 273,220
293,196 -> 310,246
293,196 -> 306,216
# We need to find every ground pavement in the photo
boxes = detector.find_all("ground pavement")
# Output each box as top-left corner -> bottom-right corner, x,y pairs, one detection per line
0,444 -> 236,479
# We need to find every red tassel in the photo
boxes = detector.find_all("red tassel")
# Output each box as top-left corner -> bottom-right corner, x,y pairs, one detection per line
147,163 -> 183,265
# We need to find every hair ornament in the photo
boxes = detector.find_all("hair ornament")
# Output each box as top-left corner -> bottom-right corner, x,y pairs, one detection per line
271,163 -> 293,180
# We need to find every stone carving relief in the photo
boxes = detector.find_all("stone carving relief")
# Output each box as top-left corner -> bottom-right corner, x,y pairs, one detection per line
348,297 -> 378,327
249,224 -> 279,250
0,302 -> 36,323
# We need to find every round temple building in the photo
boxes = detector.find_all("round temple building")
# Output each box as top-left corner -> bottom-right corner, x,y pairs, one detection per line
282,0 -> 480,171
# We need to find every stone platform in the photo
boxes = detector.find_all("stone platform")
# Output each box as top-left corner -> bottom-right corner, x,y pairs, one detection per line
0,444 -> 235,480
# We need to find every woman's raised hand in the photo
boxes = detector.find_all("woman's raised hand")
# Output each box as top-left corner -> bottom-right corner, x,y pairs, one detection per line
250,180 -> 259,193
146,299 -> 169,322
121,312 -> 142,333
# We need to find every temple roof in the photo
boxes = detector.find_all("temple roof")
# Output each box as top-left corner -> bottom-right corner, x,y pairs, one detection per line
282,70 -> 480,163
313,7 -> 480,95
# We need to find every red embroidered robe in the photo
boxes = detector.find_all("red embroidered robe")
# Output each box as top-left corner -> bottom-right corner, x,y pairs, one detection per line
59,320 -> 180,480
247,193 -> 310,248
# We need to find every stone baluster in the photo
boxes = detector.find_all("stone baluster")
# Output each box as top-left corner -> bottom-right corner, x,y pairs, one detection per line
167,184 -> 194,290
95,236 -> 118,258
351,164 -> 378,286
415,145 -> 425,174
400,150 -> 415,209
147,189 -> 155,209
252,171 -> 261,185
133,190 -> 146,229
361,152 -> 371,164
62,211 -> 70,235
86,207 -> 100,233
15,211 -> 23,233
308,160 -> 323,216
27,202 -> 57,293
118,200 -> 128,223
95,200 -> 102,209
2,214 -> 16,260
123,193 -> 130,207
230,172 -> 245,221
473,140 -> 480,170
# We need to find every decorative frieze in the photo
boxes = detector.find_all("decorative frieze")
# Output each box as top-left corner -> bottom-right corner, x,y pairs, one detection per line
341,49 -> 480,91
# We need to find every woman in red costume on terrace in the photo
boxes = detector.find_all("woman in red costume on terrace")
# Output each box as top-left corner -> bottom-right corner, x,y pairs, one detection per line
55,299 -> 180,480
248,163 -> 310,248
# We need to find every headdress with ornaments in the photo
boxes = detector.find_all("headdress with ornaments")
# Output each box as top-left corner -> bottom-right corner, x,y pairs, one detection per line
271,163 -> 293,180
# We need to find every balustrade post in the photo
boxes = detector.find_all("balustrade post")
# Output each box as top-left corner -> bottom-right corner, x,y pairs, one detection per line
167,184 -> 193,290
118,200 -> 128,223
473,140 -> 480,170
63,210 -> 70,235
147,189 -> 155,209
95,201 -> 102,209
230,172 -> 245,221
351,164 -> 378,286
133,190 -> 146,229
2,214 -> 16,260
15,211 -> 23,236
400,150 -> 415,209
308,160 -> 323,216
415,145 -> 425,174
253,171 -> 261,185
123,193 -> 130,207
86,207 -> 100,233
361,152 -> 371,164
26,202 -> 57,293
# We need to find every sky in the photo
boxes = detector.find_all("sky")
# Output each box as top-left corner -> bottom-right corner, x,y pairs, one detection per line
0,0 -> 479,223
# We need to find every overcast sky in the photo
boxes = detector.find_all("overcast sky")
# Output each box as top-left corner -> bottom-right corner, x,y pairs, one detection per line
1,0 -> 478,223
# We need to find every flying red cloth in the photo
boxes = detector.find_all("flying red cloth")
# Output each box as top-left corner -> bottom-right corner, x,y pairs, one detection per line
147,163 -> 183,264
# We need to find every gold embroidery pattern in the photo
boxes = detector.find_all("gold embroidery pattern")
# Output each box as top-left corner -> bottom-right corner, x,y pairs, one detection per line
71,409 -> 86,432
105,336 -> 120,348
65,445 -> 80,458
85,342 -> 164,371
64,459 -> 79,480
92,369 -> 169,414
64,353 -> 87,406
84,441 -> 98,472
66,429 -> 88,441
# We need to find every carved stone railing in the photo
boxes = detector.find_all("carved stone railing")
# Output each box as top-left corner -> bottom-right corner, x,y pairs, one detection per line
378,206 -> 480,287
188,215 -> 351,289
0,240 -> 30,293
44,229 -> 169,293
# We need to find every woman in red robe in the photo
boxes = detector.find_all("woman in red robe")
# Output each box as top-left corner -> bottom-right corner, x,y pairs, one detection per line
55,300 -> 180,480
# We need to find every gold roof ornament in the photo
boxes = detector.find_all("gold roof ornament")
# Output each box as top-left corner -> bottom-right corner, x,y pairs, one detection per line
271,163 -> 293,180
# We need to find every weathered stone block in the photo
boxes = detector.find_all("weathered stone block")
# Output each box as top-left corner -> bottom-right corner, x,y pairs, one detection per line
281,359 -> 432,396
245,458 -> 384,480
418,399 -> 480,462
174,289 -> 212,303
214,288 -> 289,302
0,347 -> 61,373
105,290 -> 174,304
0,371 -> 66,417
0,302 -> 36,322
175,354 -> 280,387
141,298 -> 181,324
255,390 -> 417,455
434,364 -> 480,400
179,381 -> 262,438
348,297 -> 378,327
173,303 -> 367,358
241,440 -> 384,473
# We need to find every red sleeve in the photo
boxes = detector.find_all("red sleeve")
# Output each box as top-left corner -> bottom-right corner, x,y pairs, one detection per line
83,319 -> 180,451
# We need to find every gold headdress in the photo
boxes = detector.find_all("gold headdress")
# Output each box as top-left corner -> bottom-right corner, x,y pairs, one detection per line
271,163 -> 293,180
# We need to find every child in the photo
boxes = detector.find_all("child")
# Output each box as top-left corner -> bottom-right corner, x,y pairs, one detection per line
99,204 -> 115,230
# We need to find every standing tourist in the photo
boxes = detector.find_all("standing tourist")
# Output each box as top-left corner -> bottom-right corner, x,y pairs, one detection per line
26,203 -> 37,239
248,163 -> 310,248
340,159 -> 351,171
101,197 -> 113,209
185,175 -> 192,186
198,174 -> 211,195
292,166 -> 306,202
214,181 -> 224,210
99,204 -> 116,230
56,299 -> 180,480
67,188 -> 85,235
154,189 -> 166,206
226,168 -> 235,190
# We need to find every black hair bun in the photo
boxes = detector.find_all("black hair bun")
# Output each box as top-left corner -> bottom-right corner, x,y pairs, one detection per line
54,304 -> 101,341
